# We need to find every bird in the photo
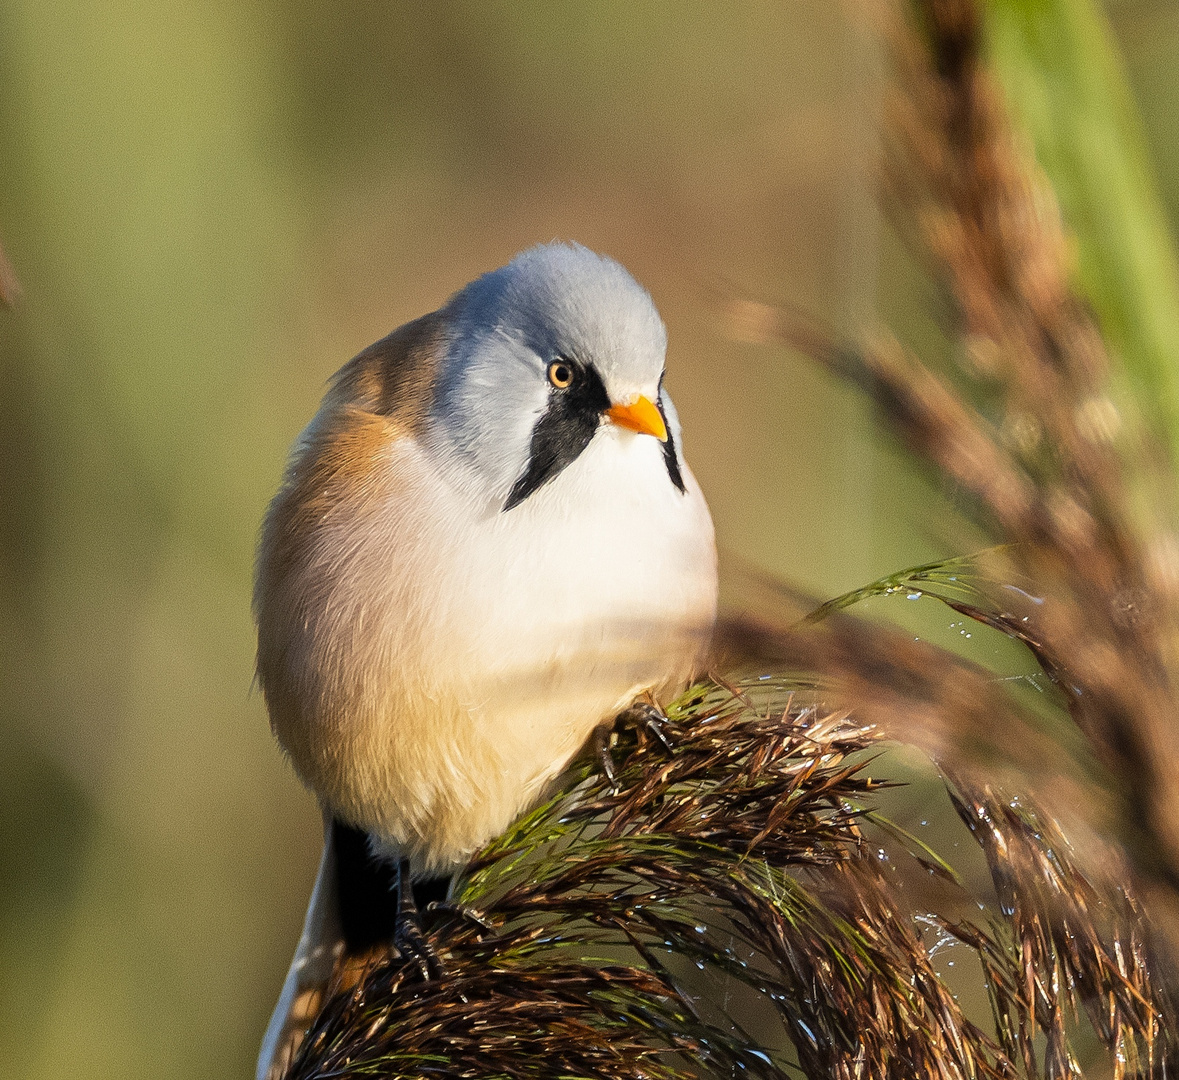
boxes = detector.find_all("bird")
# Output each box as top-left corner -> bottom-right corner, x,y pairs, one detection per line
253,243 -> 718,1078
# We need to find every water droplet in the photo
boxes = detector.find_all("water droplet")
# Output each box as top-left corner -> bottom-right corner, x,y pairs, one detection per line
907,592 -> 921,600
920,820 -> 928,826
695,925 -> 707,935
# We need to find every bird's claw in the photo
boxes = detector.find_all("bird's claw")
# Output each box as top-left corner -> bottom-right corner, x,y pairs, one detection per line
395,860 -> 446,981
394,915 -> 446,981
592,725 -> 621,792
425,900 -> 496,937
619,700 -> 676,753
594,702 -> 675,792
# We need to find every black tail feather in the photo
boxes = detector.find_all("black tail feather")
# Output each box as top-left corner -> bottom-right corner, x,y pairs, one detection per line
331,819 -> 449,953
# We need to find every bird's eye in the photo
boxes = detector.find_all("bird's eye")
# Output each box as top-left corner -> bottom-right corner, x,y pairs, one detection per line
547,360 -> 574,389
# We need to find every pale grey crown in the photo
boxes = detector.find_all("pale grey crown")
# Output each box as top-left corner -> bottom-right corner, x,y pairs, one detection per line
425,243 -> 672,506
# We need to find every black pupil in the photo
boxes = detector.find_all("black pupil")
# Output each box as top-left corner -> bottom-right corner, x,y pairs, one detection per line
552,363 -> 570,386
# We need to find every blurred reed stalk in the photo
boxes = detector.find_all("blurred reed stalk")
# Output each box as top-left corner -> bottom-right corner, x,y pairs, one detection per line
282,0 -> 1179,1076
729,0 -> 1179,941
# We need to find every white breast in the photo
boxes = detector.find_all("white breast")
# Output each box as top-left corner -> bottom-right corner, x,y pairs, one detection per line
268,424 -> 716,876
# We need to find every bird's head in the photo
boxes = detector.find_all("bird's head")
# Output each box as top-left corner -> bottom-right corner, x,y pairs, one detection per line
427,243 -> 684,511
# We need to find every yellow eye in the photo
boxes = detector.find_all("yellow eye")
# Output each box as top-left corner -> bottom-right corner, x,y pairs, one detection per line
547,360 -> 574,389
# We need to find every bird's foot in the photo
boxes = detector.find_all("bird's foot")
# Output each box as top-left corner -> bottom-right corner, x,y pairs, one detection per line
592,724 -> 621,792
395,859 -> 447,981
594,701 -> 677,792
425,899 -> 496,938
618,700 -> 677,754
394,916 -> 445,981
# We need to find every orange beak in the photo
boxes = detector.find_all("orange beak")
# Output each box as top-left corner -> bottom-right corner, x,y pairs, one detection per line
605,395 -> 668,442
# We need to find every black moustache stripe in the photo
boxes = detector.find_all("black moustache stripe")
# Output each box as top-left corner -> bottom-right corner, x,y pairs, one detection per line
503,365 -> 686,511
503,364 -> 610,510
660,391 -> 687,495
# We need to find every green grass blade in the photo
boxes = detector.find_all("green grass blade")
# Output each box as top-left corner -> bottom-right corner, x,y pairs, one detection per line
985,0 -> 1179,462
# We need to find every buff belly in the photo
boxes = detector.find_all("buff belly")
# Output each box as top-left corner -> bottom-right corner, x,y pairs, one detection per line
260,429 -> 717,876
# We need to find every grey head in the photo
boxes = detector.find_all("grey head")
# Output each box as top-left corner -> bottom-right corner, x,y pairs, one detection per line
428,243 -> 686,511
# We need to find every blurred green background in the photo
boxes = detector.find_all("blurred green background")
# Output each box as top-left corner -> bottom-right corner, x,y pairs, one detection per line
1,2 -> 1177,1077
